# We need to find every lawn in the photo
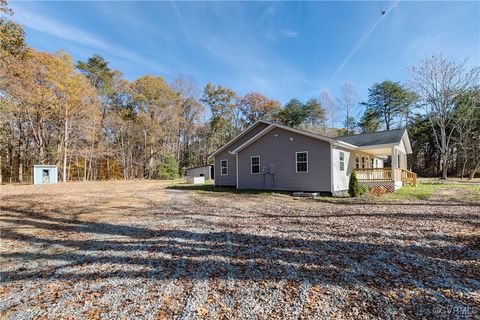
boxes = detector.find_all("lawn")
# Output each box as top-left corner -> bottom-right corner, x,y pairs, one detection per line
381,182 -> 480,202
312,181 -> 480,205
1,180 -> 479,319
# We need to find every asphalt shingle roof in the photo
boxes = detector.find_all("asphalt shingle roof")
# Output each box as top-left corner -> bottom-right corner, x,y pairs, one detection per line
335,128 -> 406,147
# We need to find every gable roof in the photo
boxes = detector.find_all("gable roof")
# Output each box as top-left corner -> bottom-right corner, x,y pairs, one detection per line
208,120 -> 271,158
232,122 -> 357,154
335,128 -> 407,147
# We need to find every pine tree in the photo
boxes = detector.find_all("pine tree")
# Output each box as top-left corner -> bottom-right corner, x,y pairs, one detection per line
158,154 -> 179,180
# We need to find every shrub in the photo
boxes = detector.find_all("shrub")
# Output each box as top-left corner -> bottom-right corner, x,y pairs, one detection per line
348,171 -> 361,197
359,185 -> 370,195
158,154 -> 179,180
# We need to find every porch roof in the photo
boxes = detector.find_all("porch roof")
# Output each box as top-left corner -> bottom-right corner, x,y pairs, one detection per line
335,128 -> 406,147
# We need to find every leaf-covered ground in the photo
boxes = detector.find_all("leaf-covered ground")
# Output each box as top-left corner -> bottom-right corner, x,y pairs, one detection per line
1,181 -> 479,319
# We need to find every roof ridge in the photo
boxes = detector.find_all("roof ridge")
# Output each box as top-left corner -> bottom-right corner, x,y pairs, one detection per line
335,127 -> 406,138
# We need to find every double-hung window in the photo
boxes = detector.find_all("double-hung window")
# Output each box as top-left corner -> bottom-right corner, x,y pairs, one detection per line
251,156 -> 260,174
339,151 -> 345,171
361,156 -> 366,169
355,155 -> 360,169
220,160 -> 228,175
296,151 -> 308,173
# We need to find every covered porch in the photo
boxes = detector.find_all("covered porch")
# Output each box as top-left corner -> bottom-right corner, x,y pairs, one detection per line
353,142 -> 416,190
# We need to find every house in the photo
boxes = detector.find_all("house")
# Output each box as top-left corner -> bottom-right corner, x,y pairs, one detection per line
185,165 -> 213,180
33,165 -> 58,185
209,120 -> 416,194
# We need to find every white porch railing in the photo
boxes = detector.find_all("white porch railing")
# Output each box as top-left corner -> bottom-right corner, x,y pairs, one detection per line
354,167 -> 417,187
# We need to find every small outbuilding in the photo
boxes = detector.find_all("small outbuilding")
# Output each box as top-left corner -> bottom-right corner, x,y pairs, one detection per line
33,165 -> 58,185
185,165 -> 213,180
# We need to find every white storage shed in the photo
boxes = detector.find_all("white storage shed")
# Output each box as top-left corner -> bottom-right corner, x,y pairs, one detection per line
185,165 -> 213,180
33,165 -> 58,184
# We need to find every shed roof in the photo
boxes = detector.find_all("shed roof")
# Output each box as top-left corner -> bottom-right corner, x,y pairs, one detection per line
335,128 -> 407,147
185,164 -> 212,170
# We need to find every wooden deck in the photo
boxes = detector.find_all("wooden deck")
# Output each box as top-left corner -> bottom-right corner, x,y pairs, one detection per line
354,167 -> 417,187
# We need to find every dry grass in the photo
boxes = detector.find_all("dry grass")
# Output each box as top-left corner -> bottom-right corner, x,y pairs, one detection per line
1,180 -> 479,319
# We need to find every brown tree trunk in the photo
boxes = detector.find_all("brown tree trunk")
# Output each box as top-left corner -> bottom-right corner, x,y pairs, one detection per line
63,112 -> 68,183
0,155 -> 3,184
440,126 -> 448,179
469,160 -> 480,180
18,141 -> 23,183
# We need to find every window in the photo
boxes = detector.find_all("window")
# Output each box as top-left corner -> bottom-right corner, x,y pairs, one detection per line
251,156 -> 260,174
361,156 -> 365,169
339,151 -> 345,171
375,159 -> 378,168
296,151 -> 308,173
355,155 -> 360,169
220,160 -> 228,175
370,158 -> 374,168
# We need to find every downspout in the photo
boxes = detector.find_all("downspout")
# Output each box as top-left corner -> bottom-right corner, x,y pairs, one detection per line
229,151 -> 238,189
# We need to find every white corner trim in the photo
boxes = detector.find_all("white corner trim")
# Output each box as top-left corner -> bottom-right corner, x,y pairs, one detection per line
330,145 -> 334,194
235,154 -> 238,189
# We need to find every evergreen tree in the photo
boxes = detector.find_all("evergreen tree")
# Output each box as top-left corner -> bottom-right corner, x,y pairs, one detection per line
274,99 -> 309,127
358,108 -> 381,133
158,154 -> 179,180
348,171 -> 360,197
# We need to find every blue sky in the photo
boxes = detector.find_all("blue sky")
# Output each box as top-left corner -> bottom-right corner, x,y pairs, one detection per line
10,1 -> 480,110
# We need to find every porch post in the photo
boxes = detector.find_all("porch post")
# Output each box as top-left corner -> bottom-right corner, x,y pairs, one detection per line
391,146 -> 397,181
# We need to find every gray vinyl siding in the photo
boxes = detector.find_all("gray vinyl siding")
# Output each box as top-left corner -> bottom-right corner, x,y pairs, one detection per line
214,122 -> 269,187
237,127 -> 332,192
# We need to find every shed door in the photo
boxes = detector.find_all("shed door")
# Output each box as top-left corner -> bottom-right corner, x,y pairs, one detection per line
42,169 -> 50,184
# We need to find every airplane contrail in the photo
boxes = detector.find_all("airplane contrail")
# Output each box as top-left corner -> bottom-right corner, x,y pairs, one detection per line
331,0 -> 400,81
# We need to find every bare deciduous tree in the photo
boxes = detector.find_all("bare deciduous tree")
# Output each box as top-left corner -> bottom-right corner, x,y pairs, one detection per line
409,54 -> 480,179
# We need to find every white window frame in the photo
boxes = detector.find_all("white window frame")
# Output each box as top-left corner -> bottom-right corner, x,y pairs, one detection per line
339,151 -> 345,172
295,151 -> 308,173
251,156 -> 260,174
355,155 -> 360,169
220,159 -> 228,175
361,156 -> 365,169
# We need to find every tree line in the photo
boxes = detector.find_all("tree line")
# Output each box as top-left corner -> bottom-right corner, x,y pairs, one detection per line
1,1 -> 479,182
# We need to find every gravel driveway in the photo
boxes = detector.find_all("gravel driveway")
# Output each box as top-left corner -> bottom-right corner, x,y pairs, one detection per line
1,181 -> 479,319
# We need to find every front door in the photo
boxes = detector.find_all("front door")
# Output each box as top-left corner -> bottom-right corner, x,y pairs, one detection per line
42,169 -> 49,184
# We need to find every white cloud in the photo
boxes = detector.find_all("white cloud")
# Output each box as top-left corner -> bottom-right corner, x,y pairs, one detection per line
279,29 -> 299,38
331,0 -> 400,81
13,10 -> 167,73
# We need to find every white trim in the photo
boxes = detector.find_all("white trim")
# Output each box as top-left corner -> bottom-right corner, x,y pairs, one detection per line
235,154 -> 238,189
250,155 -> 260,174
295,151 -> 308,173
357,143 -> 401,150
401,130 -> 413,154
330,145 -> 334,194
231,123 -> 357,154
208,120 -> 270,158
220,159 -> 228,175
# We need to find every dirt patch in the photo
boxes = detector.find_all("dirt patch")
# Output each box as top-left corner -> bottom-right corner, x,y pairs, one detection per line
1,181 -> 479,319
